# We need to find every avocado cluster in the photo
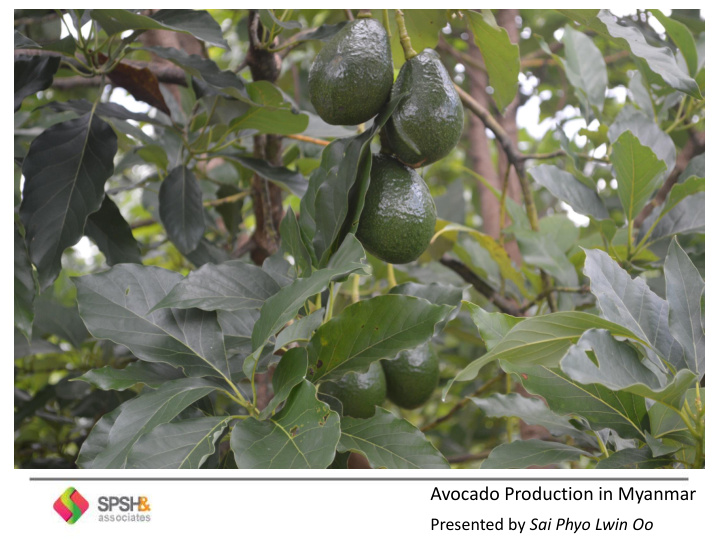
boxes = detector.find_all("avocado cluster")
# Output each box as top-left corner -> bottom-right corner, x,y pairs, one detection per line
308,18 -> 463,265
319,343 -> 439,418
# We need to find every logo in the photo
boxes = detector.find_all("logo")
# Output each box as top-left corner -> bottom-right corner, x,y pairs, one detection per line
53,487 -> 89,525
97,494 -> 152,523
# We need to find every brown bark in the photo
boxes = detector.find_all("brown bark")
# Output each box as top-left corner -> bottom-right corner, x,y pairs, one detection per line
246,10 -> 285,265
465,10 -> 522,264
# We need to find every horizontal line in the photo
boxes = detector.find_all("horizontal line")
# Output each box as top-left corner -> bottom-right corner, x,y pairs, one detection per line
29,477 -> 689,482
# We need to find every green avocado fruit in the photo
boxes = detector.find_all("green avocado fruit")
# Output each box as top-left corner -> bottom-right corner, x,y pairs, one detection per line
356,154 -> 436,264
319,361 -> 387,419
384,48 -> 464,167
308,18 -> 393,126
381,342 -> 439,410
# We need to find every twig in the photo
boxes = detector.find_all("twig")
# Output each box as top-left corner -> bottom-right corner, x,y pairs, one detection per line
287,133 -> 330,146
521,285 -> 590,312
439,256 -> 522,316
421,373 -> 504,432
455,83 -> 557,311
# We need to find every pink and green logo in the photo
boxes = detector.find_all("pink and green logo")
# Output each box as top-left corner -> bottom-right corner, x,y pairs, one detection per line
53,487 -> 89,524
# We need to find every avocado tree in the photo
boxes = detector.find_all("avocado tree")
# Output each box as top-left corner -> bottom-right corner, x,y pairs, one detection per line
14,9 -> 705,469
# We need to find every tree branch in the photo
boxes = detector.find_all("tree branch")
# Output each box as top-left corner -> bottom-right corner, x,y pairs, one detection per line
455,83 -> 558,311
439,256 -> 522,316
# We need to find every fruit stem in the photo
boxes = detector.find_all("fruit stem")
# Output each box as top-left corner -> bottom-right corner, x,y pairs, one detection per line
395,10 -> 418,60
387,264 -> 397,288
357,10 -> 372,19
382,9 -> 392,40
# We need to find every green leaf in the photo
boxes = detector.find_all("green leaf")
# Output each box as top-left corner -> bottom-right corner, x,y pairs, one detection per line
33,297 -> 88,349
583,249 -> 687,371
127,416 -> 229,469
642,192 -> 705,242
233,156 -> 307,197
259,347 -> 309,420
649,389 -> 703,438
50,98 -> 167,126
472,393 -> 594,444
146,46 -> 250,102
20,112 -> 117,290
77,361 -> 185,391
274,309 -> 325,352
503,362 -> 648,440
561,329 -> 697,408
432,222 -> 527,295
642,176 -> 705,239
251,234 -> 370,351
665,238 -> 704,376
231,380 -> 340,468
337,407 -> 449,469
258,9 -> 302,31
84,194 -> 142,265
75,264 -> 234,380
515,229 -> 579,287
153,261 -> 280,312
218,309 -> 260,348
14,55 -> 60,111
159,166 -> 205,254
14,224 -> 35,341
464,302 -> 522,349
559,9 -> 701,98
78,377 -> 219,468
628,71 -> 655,118
649,10 -> 698,76
308,295 -> 453,382
465,10 -> 520,112
528,164 -> 608,219
450,311 -> 642,391
91,9 -> 228,48
15,31 -> 40,49
480,440 -> 591,469
611,131 -> 667,222
609,107 -> 676,173
595,447 -> 674,469
561,25 -> 608,118
389,282 -> 466,308
279,208 -> 313,277
229,99 -> 309,136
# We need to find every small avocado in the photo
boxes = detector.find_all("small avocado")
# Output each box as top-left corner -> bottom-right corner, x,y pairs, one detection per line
381,342 -> 439,410
384,48 -> 464,167
308,18 -> 393,126
319,361 -> 387,418
356,154 -> 436,265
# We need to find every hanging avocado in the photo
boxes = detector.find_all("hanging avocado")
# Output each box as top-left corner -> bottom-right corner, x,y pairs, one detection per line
384,48 -> 464,167
308,18 -> 393,126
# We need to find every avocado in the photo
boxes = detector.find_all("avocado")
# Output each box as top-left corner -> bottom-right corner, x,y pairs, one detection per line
319,361 -> 387,418
356,154 -> 436,264
381,342 -> 439,410
308,18 -> 393,126
384,48 -> 464,167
